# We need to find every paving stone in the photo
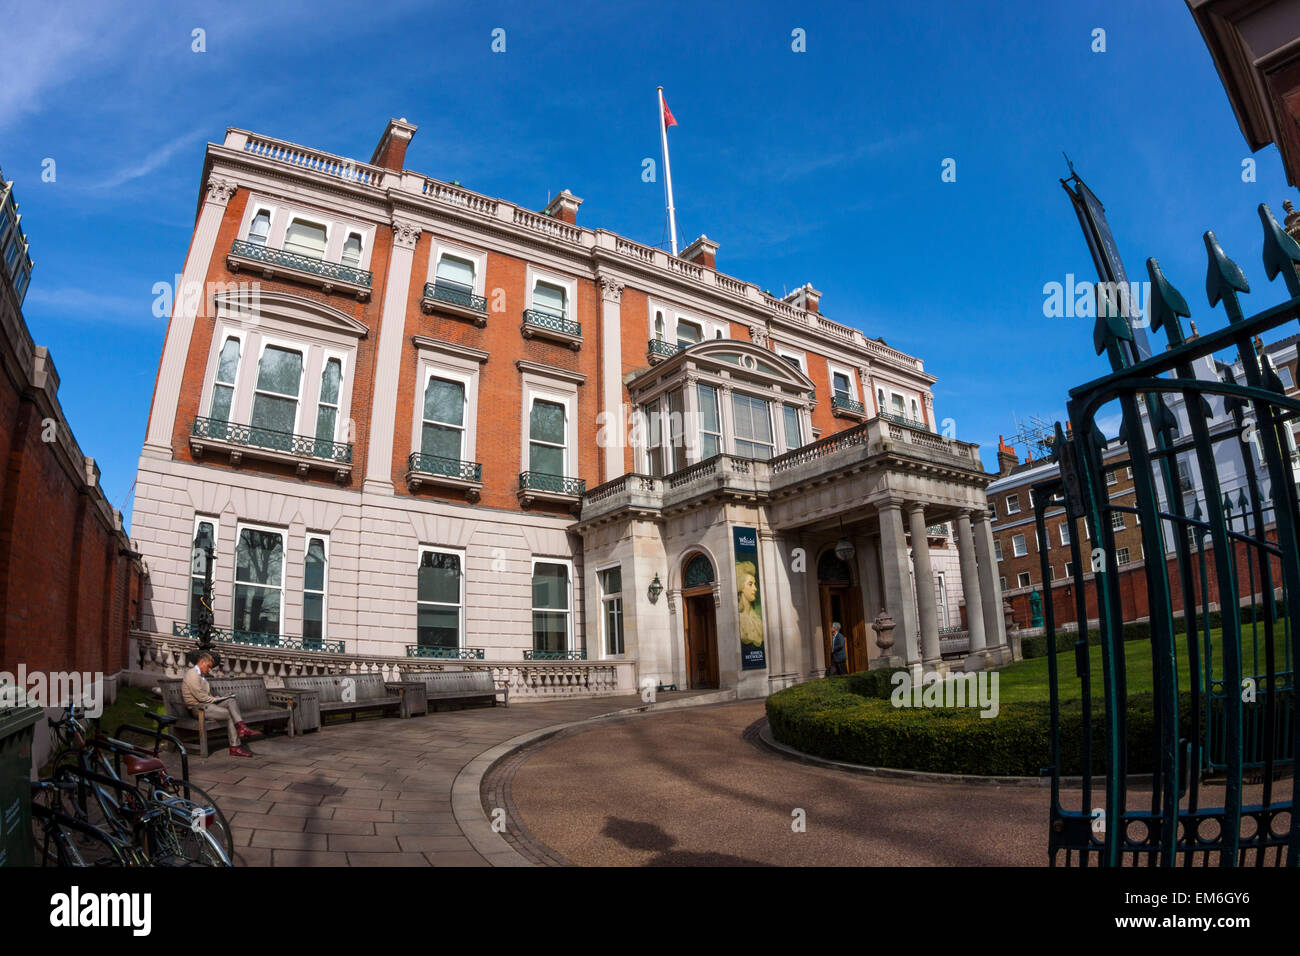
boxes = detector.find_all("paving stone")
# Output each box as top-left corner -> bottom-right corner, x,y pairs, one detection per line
327,834 -> 401,853
305,818 -> 376,835
251,830 -> 329,851
346,852 -> 431,867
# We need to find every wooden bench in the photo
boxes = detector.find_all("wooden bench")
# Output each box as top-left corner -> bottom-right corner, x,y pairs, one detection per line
158,676 -> 295,757
399,670 -> 509,710
281,673 -> 427,722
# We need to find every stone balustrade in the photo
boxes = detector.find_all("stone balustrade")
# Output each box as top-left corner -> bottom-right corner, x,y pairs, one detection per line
129,631 -> 637,701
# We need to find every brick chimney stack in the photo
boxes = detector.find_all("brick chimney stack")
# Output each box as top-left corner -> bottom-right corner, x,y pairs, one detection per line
997,435 -> 1018,476
543,190 -> 583,224
680,235 -> 719,270
370,117 -> 418,172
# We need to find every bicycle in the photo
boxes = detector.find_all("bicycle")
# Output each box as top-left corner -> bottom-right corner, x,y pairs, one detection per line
30,779 -> 138,867
46,705 -> 233,866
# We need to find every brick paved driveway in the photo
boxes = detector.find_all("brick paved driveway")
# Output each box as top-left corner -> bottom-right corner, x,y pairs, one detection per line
181,694 -> 654,866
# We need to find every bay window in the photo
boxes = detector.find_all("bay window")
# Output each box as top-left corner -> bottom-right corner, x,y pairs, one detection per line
314,357 -> 342,449
782,404 -> 803,451
209,336 -> 242,424
697,384 -> 721,459
732,392 -> 774,460
250,345 -> 303,437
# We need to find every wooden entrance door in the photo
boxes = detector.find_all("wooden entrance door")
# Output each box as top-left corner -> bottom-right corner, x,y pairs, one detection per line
821,585 -> 868,673
683,593 -> 719,689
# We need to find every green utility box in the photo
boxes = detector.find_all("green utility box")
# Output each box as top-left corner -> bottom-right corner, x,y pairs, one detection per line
0,703 -> 43,867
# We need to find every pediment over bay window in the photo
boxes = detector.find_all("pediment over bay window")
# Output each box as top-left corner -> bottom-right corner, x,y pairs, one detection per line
211,289 -> 369,339
627,339 -> 817,476
190,290 -> 365,482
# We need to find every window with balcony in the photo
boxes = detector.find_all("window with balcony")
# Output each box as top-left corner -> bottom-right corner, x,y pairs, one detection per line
434,253 -> 475,297
248,209 -> 271,246
697,384 -> 722,460
284,218 -> 327,259
233,525 -> 285,639
832,372 -> 851,403
341,233 -> 363,267
1012,533 -> 1027,557
251,345 -> 304,437
654,310 -> 666,341
676,320 -> 702,350
303,535 -> 328,642
600,566 -> 624,656
529,398 -> 567,477
876,387 -> 886,413
533,280 -> 567,319
417,548 -> 463,653
314,358 -> 342,448
422,376 -> 466,462
208,336 -> 242,424
532,560 -> 572,654
732,392 -> 773,460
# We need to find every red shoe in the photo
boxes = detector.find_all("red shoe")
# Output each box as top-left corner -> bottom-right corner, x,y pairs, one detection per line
236,722 -> 264,741
229,745 -> 254,758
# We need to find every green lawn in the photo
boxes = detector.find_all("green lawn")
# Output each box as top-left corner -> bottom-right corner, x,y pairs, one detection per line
993,627 -> 1293,705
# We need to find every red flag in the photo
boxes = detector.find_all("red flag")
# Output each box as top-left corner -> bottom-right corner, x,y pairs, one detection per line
662,96 -> 678,129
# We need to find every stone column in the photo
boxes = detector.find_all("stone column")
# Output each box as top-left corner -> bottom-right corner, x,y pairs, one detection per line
598,274 -> 624,482
876,499 -> 919,669
907,502 -> 942,670
974,510 -> 1010,663
144,177 -> 239,457
956,511 -> 990,670
363,218 -> 421,494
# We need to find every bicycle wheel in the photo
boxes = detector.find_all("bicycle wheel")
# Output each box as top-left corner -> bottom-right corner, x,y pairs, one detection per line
156,780 -> 234,861
30,802 -> 133,867
144,806 -> 231,867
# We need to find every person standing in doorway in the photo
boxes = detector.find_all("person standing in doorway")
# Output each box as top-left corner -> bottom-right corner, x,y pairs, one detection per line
829,621 -> 847,676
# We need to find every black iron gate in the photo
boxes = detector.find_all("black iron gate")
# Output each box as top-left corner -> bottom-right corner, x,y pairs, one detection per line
1046,204 -> 1300,866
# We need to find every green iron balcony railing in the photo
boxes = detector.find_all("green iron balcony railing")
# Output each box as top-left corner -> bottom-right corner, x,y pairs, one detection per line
405,645 -> 486,660
831,394 -> 866,415
193,416 -> 353,464
524,649 -> 587,661
423,281 -> 487,314
230,239 -> 372,290
172,621 -> 345,654
648,339 -> 682,358
519,471 -> 586,496
522,309 -> 581,339
407,452 -> 482,483
879,411 -> 928,430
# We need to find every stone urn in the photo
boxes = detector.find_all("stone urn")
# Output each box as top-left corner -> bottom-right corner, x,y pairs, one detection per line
1003,599 -> 1016,632
872,608 -> 896,653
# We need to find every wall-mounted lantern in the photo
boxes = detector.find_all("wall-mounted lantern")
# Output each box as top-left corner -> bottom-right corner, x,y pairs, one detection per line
647,573 -> 664,604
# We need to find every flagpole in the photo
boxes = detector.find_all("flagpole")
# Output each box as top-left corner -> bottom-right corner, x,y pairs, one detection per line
658,86 -> 679,256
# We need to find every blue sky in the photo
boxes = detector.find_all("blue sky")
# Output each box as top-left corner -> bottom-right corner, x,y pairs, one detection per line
2,0 -> 1294,529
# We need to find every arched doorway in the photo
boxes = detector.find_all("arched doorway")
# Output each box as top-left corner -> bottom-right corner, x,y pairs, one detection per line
681,552 -> 719,689
817,550 -> 868,673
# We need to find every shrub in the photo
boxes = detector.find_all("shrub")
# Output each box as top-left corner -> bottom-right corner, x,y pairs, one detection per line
765,676 -> 1195,776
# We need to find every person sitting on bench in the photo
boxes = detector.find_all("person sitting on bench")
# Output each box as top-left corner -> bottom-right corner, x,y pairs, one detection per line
182,652 -> 263,758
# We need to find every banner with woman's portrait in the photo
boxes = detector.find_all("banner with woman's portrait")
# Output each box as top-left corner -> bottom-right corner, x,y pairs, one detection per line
733,527 -> 766,670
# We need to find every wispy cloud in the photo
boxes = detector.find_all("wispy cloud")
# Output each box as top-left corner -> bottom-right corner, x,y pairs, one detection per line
23,285 -> 161,326
86,128 -> 209,190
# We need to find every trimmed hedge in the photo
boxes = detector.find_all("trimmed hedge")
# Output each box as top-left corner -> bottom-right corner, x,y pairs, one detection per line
765,674 -> 1194,777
